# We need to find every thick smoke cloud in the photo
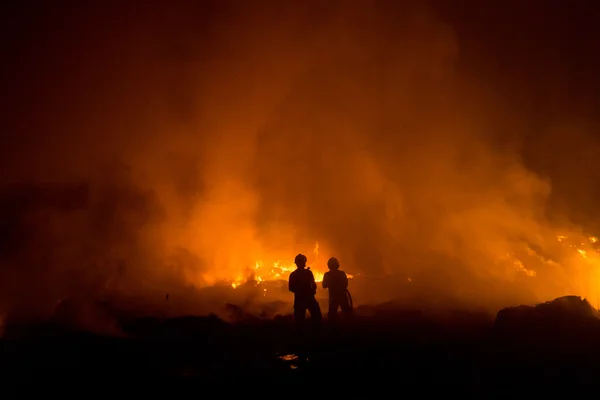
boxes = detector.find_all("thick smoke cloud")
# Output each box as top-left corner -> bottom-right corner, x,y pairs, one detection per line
1,0 -> 600,327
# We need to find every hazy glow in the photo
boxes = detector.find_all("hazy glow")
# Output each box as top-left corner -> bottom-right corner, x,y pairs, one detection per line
2,1 -> 600,327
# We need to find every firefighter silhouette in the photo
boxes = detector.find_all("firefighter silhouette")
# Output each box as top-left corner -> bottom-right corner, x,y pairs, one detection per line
288,253 -> 322,333
322,257 -> 353,322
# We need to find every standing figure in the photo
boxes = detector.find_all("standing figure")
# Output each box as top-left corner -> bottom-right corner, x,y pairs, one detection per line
322,257 -> 352,323
289,253 -> 323,334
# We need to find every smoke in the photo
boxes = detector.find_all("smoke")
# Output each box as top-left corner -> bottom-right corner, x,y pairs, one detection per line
1,0 -> 600,328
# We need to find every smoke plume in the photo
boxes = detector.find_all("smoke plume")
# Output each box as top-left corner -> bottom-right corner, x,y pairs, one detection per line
1,0 -> 600,327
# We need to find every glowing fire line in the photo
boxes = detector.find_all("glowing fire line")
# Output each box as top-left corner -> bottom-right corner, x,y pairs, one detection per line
229,242 -> 353,290
501,233 -> 600,306
226,235 -> 600,303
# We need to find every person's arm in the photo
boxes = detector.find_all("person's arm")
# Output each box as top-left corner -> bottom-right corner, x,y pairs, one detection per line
342,272 -> 348,289
288,273 -> 296,293
309,270 -> 317,294
322,272 -> 329,289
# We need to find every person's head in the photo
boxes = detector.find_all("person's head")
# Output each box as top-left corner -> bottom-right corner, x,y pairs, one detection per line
327,257 -> 340,271
294,253 -> 307,268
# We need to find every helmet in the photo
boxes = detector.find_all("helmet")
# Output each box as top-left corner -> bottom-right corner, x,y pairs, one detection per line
327,257 -> 340,270
294,253 -> 307,266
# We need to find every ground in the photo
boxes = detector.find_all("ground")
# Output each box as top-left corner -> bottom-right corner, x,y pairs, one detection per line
2,296 -> 600,393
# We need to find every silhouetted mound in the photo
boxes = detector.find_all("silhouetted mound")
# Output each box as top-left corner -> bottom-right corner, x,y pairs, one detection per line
51,298 -> 123,336
494,295 -> 600,347
5,297 -> 600,387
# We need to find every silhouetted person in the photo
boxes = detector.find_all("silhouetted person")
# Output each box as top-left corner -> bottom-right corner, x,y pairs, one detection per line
289,253 -> 322,334
322,257 -> 352,323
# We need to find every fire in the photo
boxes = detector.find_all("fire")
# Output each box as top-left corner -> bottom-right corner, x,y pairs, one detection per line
501,233 -> 600,304
228,241 -> 352,289
500,252 -> 537,277
512,258 -> 537,277
502,234 -> 600,277
557,235 -> 568,242
221,231 -> 599,308
229,259 -> 328,289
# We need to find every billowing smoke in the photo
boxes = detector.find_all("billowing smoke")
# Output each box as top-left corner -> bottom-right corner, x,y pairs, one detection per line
1,0 -> 599,328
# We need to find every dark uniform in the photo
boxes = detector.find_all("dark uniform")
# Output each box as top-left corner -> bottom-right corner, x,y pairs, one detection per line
289,253 -> 322,333
322,257 -> 352,322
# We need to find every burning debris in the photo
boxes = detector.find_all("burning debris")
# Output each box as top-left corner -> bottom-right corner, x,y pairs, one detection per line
212,230 -> 600,311
495,232 -> 600,301
227,242 -> 353,291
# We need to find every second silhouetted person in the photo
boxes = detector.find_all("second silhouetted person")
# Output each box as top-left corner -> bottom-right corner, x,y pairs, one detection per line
322,257 -> 353,323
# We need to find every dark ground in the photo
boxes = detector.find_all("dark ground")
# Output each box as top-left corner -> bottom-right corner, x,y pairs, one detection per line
1,296 -> 600,393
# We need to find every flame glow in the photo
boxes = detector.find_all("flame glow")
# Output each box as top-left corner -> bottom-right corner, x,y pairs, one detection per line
227,242 -> 353,289
220,233 -> 600,305
499,233 -> 600,304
